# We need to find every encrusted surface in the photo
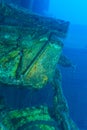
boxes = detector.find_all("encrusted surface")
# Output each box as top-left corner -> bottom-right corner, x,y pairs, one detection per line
0,25 -> 63,88
0,3 -> 69,88
1,106 -> 58,130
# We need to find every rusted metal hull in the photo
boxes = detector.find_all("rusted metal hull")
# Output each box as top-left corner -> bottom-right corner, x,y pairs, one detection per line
0,3 -> 69,89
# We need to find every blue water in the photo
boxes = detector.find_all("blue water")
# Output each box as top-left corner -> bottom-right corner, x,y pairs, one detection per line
61,48 -> 87,130
0,0 -> 87,129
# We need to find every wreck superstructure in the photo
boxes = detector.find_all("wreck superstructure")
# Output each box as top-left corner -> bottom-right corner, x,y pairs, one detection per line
0,3 -> 79,130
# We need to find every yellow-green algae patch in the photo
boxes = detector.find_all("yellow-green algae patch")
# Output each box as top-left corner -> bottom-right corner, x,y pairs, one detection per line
2,106 -> 57,130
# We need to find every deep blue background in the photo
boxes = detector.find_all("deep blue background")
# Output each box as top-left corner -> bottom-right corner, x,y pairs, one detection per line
61,48 -> 87,130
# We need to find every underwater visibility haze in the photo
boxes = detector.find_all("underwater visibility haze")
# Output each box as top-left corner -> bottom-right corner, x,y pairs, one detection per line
0,0 -> 87,130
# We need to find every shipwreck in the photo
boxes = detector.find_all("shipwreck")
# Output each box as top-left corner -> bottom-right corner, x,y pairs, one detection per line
0,2 -> 79,130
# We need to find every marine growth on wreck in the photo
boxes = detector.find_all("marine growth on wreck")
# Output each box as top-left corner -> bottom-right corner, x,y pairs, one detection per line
0,2 -> 79,130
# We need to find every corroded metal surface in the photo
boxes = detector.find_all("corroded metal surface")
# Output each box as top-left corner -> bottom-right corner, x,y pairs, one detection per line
0,25 -> 63,88
0,3 -> 69,89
